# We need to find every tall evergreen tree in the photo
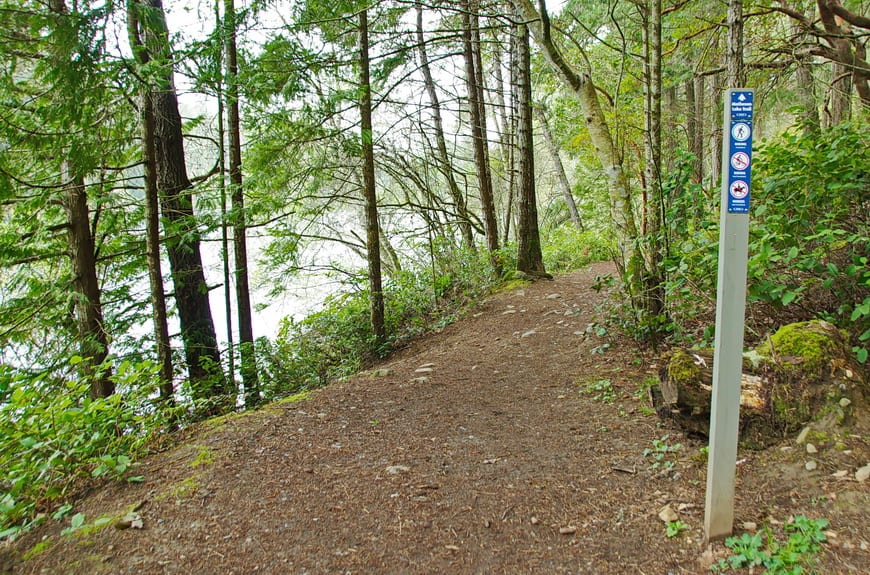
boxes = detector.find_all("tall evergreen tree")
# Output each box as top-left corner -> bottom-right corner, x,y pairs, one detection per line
127,0 -> 230,411
513,17 -> 545,276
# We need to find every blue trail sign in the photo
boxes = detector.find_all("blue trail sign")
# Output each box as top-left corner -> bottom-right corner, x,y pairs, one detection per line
726,91 -> 754,213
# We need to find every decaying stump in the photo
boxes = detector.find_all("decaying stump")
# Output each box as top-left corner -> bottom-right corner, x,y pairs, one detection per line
652,320 -> 868,446
652,349 -> 764,437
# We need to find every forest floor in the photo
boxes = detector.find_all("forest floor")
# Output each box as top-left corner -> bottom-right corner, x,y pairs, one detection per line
4,261 -> 869,574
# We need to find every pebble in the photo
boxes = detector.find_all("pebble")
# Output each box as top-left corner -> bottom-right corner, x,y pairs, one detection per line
658,504 -> 679,523
742,521 -> 757,532
839,397 -> 852,408
856,463 -> 870,483
806,443 -> 817,454
805,460 -> 818,471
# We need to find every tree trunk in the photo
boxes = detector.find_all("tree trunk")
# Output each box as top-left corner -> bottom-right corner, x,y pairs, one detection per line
359,8 -> 385,345
818,0 -> 855,124
415,4 -> 474,249
654,321 -> 868,444
709,70 -> 723,190
535,105 -> 583,230
224,0 -> 260,407
49,0 -> 113,399
143,93 -> 174,401
214,0 -> 234,394
663,85 -> 677,173
686,75 -> 705,185
513,0 -> 642,283
490,30 -> 516,245
653,349 -> 763,437
726,0 -> 745,88
514,20 -> 545,276
640,0 -> 665,324
128,0 -> 229,411
462,0 -> 501,274
62,163 -> 114,398
787,3 -> 820,132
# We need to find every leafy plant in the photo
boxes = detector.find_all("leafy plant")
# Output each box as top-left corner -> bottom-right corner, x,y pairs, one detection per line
542,226 -> 614,273
711,515 -> 829,574
0,358 -> 165,540
581,379 -> 616,403
661,121 -> 869,357
666,520 -> 689,538
643,434 -> 682,470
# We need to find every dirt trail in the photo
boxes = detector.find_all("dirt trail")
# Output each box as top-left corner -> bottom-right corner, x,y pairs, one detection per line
6,262 -> 869,574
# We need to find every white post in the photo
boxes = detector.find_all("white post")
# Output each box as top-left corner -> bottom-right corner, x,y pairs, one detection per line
704,88 -> 754,541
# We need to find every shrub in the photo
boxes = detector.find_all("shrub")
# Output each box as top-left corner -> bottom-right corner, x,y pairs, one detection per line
0,358 -> 165,539
542,225 -> 615,273
663,120 -> 869,358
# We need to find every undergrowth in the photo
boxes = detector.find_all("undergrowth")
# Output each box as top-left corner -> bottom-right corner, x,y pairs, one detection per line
711,515 -> 829,574
255,245 -> 504,400
0,359 -> 167,540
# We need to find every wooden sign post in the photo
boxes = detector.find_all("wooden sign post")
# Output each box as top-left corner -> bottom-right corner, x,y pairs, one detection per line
704,89 -> 754,541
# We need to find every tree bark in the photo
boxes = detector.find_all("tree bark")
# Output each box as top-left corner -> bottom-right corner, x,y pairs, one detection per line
709,70 -> 723,190
415,4 -> 475,249
224,0 -> 260,407
686,75 -> 705,185
817,0 -> 861,123
489,29 -> 517,245
462,0 -> 501,274
787,3 -> 820,132
214,0 -> 234,393
62,163 -> 114,398
142,93 -> 174,401
128,0 -> 229,410
49,0 -> 113,399
641,0 -> 665,322
514,19 -> 545,276
726,0 -> 745,88
359,8 -> 385,345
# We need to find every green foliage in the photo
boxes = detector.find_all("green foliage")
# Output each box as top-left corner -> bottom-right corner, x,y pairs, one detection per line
0,358 -> 166,540
663,121 -> 869,359
542,225 -> 615,273
643,434 -> 682,470
666,520 -> 689,538
711,516 -> 829,574
580,379 -> 616,403
256,247 -> 499,399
